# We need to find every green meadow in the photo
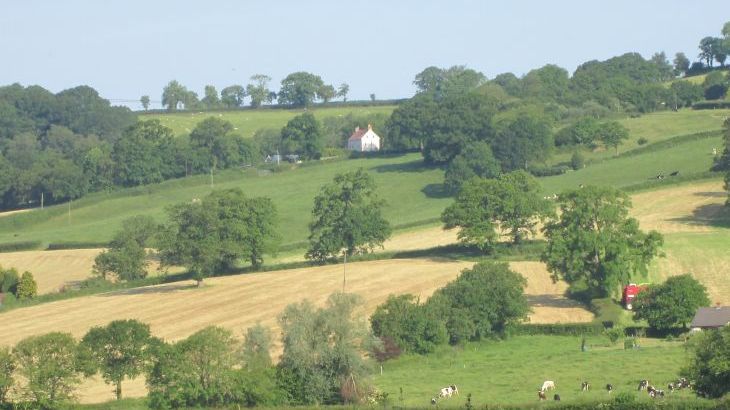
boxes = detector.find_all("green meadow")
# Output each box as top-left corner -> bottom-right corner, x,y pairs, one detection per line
374,335 -> 702,407
140,105 -> 396,137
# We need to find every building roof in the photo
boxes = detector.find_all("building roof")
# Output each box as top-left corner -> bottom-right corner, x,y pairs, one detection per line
691,307 -> 730,328
348,124 -> 377,142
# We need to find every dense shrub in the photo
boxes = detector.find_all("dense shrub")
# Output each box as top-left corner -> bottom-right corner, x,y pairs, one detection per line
370,294 -> 447,355
428,262 -> 530,343
509,323 -> 603,336
0,241 -> 42,252
528,164 -> 570,176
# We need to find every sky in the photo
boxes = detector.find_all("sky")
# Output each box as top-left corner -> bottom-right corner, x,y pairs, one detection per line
0,1 -> 727,110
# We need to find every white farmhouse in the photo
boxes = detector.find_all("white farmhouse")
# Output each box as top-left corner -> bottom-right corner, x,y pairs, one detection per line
347,124 -> 381,152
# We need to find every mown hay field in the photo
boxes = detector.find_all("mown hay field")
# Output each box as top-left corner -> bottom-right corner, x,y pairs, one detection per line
1,258 -> 592,403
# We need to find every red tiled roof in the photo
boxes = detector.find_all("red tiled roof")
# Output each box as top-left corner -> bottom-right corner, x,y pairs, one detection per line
348,128 -> 367,142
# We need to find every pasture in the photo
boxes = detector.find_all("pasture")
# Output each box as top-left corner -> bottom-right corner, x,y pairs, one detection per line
0,258 -> 592,403
374,335 -> 701,407
617,108 -> 729,146
141,105 -> 396,137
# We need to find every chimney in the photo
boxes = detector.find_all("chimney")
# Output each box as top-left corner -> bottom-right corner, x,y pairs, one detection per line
367,123 -> 372,130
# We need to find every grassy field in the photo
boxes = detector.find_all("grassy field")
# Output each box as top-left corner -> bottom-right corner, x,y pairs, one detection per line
374,335 -> 702,407
617,109 -> 729,145
0,258 -> 592,403
141,105 -> 396,137
0,154 -> 449,248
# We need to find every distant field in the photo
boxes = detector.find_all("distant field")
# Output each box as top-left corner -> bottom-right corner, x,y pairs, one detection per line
375,335 -> 698,407
141,105 -> 396,137
0,154 -> 449,248
541,135 -> 722,194
617,109 -> 729,145
0,258 -> 591,403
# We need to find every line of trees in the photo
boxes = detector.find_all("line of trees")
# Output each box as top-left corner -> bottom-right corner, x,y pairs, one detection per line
157,73 -> 350,111
0,293 -> 381,409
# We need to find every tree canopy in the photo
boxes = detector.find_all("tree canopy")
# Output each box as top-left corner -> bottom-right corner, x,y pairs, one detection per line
306,169 -> 391,262
158,189 -> 278,284
280,112 -> 324,160
683,325 -> 730,398
634,274 -> 710,330
541,186 -> 663,298
277,72 -> 325,107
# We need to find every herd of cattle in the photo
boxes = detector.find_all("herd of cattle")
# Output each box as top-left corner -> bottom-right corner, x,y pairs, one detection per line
430,378 -> 692,405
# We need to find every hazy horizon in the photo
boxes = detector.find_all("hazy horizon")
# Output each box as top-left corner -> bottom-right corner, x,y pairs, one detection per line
1,1 -> 727,109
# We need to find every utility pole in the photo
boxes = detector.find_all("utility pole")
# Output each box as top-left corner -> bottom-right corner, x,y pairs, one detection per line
40,192 -> 44,210
67,200 -> 71,225
342,250 -> 347,293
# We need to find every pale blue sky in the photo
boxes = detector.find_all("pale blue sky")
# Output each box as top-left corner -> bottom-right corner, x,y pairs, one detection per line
0,1 -> 727,109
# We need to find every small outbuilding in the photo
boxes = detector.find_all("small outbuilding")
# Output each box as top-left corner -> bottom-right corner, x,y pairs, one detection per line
347,124 -> 381,152
690,306 -> 730,331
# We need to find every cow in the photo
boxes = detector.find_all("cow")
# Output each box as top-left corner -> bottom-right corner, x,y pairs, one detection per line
431,397 -> 437,405
538,391 -> 547,401
677,377 -> 690,389
670,171 -> 679,177
450,385 -> 459,396
581,381 -> 590,392
439,387 -> 453,398
606,384 -> 613,394
655,174 -> 665,180
541,381 -> 556,392
638,380 -> 649,391
668,382 -> 675,392
553,394 -> 561,401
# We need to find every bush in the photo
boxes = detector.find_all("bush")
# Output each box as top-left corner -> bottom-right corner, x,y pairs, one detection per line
0,268 -> 19,295
637,137 -> 648,145
510,323 -> 603,336
604,326 -> 625,344
16,271 -> 37,299
370,294 -> 447,355
0,241 -> 42,252
528,164 -> 570,177
693,100 -> 730,110
624,337 -> 638,349
428,262 -> 530,342
570,151 -> 585,170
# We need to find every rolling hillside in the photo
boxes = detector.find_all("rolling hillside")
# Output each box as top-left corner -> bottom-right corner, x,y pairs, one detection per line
140,105 -> 396,137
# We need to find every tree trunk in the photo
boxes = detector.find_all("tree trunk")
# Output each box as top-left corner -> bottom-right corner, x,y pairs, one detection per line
115,380 -> 122,400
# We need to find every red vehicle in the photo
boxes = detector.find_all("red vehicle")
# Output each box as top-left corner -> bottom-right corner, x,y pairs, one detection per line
622,283 -> 649,310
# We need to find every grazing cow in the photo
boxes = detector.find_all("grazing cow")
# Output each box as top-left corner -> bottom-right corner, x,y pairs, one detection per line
670,171 -> 679,176
606,384 -> 613,394
668,382 -> 675,392
638,380 -> 649,391
553,394 -> 561,401
450,385 -> 459,396
647,385 -> 657,397
541,381 -> 556,392
656,174 -> 665,180
581,381 -> 590,391
439,387 -> 453,398
538,391 -> 547,401
677,377 -> 690,389
431,397 -> 437,405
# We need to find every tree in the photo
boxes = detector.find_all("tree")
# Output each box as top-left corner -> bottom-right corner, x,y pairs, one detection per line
542,186 -> 663,298
278,293 -> 375,404
369,93 -> 376,102
413,65 -> 486,98
493,112 -> 553,170
147,326 -> 237,408
634,275 -> 710,331
140,95 -> 150,111
221,85 -> 246,108
428,262 -> 529,343
158,189 -> 278,284
93,215 -> 157,281
306,169 -> 391,262
16,271 -> 37,299
555,117 -> 599,146
241,324 -> 272,370
201,85 -> 220,109
189,117 -> 239,172
246,75 -> 272,108
703,71 -> 728,100
597,121 -> 629,155
0,346 -> 14,406
280,112 -> 323,160
317,84 -> 336,103
370,294 -> 447,355
161,80 -> 188,111
443,141 -> 501,194
79,320 -> 155,400
683,325 -> 730,398
673,52 -> 690,76
0,266 -> 19,296
699,37 -> 720,67
112,120 -> 174,187
442,171 -> 553,250
337,83 -> 350,102
669,81 -> 704,109
278,72 -> 324,107
13,332 -> 80,408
